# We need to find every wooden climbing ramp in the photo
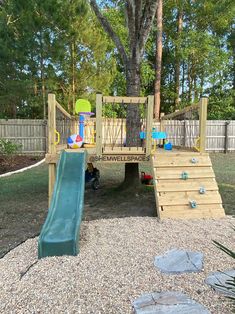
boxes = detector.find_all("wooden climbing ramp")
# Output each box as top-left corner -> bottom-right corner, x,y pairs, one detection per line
151,151 -> 225,219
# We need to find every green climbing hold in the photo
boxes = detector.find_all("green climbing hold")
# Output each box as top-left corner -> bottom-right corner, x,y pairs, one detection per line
181,171 -> 189,180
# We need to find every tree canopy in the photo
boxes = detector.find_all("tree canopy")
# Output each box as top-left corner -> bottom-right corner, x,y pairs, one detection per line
0,0 -> 234,119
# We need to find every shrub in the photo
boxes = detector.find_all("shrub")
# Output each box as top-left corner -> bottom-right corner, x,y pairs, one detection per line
0,139 -> 22,156
214,228 -> 235,308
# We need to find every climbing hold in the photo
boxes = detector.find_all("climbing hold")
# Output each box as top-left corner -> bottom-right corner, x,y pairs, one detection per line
191,157 -> 198,164
199,187 -> 206,194
189,200 -> 197,208
181,171 -> 188,180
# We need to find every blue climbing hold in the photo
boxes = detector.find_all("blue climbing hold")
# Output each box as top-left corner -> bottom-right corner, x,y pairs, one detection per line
199,187 -> 206,194
189,200 -> 197,208
191,157 -> 198,164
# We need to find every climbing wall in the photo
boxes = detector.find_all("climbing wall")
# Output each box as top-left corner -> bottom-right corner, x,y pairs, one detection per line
151,151 -> 225,219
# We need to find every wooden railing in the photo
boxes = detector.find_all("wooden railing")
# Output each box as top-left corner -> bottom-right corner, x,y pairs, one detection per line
47,93 -> 76,202
95,94 -> 154,156
160,97 -> 208,153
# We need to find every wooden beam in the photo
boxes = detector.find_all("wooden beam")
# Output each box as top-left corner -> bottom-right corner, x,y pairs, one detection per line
56,101 -> 72,119
48,94 -> 57,205
95,93 -> 103,156
103,96 -> 147,104
162,104 -> 199,120
146,95 -> 154,155
45,153 -> 58,164
199,97 -> 208,153
151,156 -> 161,219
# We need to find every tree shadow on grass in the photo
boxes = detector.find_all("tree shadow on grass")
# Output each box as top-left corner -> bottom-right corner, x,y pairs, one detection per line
84,183 -> 157,221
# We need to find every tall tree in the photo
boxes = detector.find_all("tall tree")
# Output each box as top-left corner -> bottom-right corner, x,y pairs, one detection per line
90,0 -> 158,186
154,0 -> 163,119
174,2 -> 183,109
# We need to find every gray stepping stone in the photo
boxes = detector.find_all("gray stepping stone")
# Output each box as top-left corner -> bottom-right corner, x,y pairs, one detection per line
154,249 -> 203,274
205,269 -> 235,296
132,291 -> 210,314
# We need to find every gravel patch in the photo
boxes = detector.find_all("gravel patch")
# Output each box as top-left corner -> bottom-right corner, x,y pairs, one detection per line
0,216 -> 235,314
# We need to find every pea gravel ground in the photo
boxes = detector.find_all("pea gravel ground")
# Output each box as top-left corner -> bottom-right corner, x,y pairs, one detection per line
0,217 -> 235,314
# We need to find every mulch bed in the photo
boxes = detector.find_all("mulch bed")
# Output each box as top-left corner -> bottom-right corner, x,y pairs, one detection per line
0,155 -> 44,175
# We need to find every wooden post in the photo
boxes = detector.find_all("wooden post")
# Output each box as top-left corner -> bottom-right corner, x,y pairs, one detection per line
48,93 -> 56,205
199,97 -> 208,153
224,121 -> 230,153
146,95 -> 154,155
159,112 -> 165,146
96,93 -> 103,156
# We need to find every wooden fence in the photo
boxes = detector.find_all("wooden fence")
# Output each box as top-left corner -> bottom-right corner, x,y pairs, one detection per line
0,119 -> 235,154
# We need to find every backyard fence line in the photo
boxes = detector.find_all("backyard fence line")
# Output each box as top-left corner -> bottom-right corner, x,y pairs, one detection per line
0,119 -> 235,154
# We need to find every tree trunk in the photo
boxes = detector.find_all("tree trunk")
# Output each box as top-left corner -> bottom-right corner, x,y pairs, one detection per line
71,41 -> 76,115
182,60 -> 185,97
174,8 -> 183,110
154,0 -> 163,120
123,59 -> 141,186
187,61 -> 192,103
193,76 -> 198,101
39,33 -> 46,120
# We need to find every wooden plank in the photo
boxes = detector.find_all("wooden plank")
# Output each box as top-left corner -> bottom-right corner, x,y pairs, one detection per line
56,101 -> 72,119
161,204 -> 224,212
160,208 -> 225,219
153,151 -> 208,157
158,191 -> 222,206
156,180 -> 218,192
88,154 -> 149,163
154,167 -> 215,179
103,147 -> 145,154
162,103 -> 199,120
48,94 -> 57,204
96,93 -> 103,156
146,95 -> 154,155
153,155 -> 211,167
199,97 -> 208,153
103,96 -> 147,104
56,144 -> 67,152
45,153 -> 58,164
150,153 -> 161,218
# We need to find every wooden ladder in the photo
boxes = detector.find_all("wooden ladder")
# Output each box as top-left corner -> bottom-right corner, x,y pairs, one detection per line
151,152 -> 225,219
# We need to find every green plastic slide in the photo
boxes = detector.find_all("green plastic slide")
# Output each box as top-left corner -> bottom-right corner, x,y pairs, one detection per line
38,150 -> 86,258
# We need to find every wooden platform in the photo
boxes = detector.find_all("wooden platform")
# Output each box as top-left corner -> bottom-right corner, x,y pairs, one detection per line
46,145 -> 148,164
151,151 -> 225,219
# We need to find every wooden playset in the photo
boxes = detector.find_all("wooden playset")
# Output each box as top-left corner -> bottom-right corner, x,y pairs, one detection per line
45,93 -> 225,220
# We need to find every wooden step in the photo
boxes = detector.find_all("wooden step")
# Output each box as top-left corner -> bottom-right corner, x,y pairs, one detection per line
154,167 -> 215,180
153,152 -> 208,157
153,155 -> 211,167
156,179 -> 218,192
158,191 -> 222,206
160,209 -> 225,219
160,204 -> 224,212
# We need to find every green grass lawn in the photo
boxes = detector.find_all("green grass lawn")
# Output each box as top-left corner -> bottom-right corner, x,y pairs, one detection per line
0,153 -> 234,257
0,165 -> 48,257
210,153 -> 235,216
